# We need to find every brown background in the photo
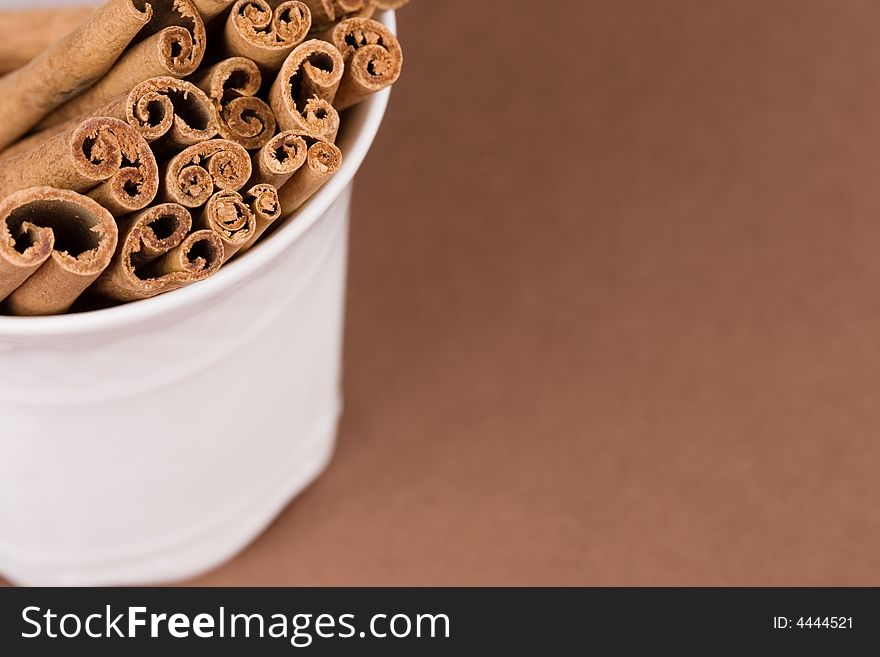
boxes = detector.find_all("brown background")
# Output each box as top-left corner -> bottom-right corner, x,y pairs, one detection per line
9,0 -> 880,586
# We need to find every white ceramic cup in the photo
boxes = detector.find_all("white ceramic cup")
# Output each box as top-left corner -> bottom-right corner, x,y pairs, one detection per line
0,2 -> 394,586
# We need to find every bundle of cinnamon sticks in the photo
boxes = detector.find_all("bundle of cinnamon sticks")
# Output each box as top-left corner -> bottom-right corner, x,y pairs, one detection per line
0,0 -> 406,316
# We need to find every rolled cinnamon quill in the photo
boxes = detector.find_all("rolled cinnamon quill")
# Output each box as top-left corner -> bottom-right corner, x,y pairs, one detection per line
160,138 -> 253,208
191,58 -> 276,150
269,39 -> 344,141
0,0 -> 152,151
196,190 -> 257,260
249,130 -> 309,188
239,183 -> 282,251
276,132 -> 341,213
301,0 -> 371,26
0,117 -> 159,217
371,0 -> 409,11
301,0 -> 335,24
191,0 -> 238,21
0,7 -> 97,75
39,0 -> 207,130
320,17 -> 402,111
3,76 -> 220,160
224,1 -> 312,72
250,129 -> 340,213
0,187 -> 118,316
99,76 -> 220,151
333,0 -> 370,19
304,0 -> 399,30
93,203 -> 224,302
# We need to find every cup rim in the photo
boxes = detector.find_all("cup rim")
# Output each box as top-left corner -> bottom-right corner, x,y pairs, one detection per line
0,10 -> 395,338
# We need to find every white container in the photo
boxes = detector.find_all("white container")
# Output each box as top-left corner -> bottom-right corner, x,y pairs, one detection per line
0,2 -> 394,586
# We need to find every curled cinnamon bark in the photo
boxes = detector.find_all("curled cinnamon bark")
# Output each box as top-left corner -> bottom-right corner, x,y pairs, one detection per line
3,76 -> 220,159
39,0 -> 207,130
0,7 -> 97,75
238,183 -> 282,251
224,1 -> 312,72
160,138 -> 253,208
303,0 -> 401,30
301,0 -> 335,25
276,132 -> 341,213
301,0 -> 369,26
93,203 -> 224,302
192,58 -> 277,150
321,17 -> 402,110
250,129 -> 339,211
0,187 -> 118,316
0,0 -> 152,150
102,76 -> 220,150
0,117 -> 159,217
191,0 -> 238,21
249,130 -> 309,188
371,0 -> 409,11
333,0 -> 372,21
250,128 -> 340,213
269,39 -> 343,140
337,0 -> 369,11
247,183 -> 282,226
196,189 -> 257,260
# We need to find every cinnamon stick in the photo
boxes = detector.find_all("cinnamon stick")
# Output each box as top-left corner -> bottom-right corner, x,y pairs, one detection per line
191,0 -> 238,21
38,0 -> 207,130
98,76 -> 220,151
371,0 -> 409,11
196,189 -> 257,260
0,117 -> 159,217
320,16 -> 402,111
304,0 -> 402,31
334,0 -> 370,19
0,0 -> 405,74
3,76 -> 219,159
0,0 -> 152,151
93,203 -> 224,302
268,39 -> 343,141
224,1 -> 312,72
159,138 -> 253,208
239,183 -> 282,250
276,132 -> 341,213
0,7 -> 97,75
0,187 -> 118,316
191,57 -> 277,150
250,129 -> 339,214
301,0 -> 335,25
249,130 -> 308,189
